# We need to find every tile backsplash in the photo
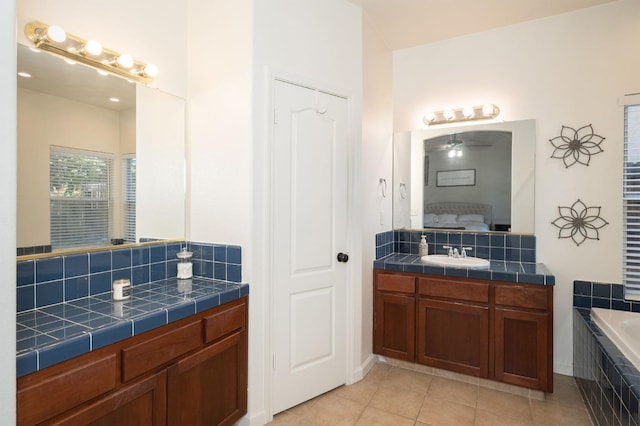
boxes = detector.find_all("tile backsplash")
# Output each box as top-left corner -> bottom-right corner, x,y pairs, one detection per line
375,230 -> 536,263
17,241 -> 242,312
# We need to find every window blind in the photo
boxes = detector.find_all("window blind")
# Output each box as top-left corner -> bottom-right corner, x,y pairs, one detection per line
623,104 -> 640,296
50,147 -> 114,250
122,156 -> 136,243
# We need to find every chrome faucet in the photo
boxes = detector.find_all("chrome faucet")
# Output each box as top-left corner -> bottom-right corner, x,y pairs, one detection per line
461,247 -> 473,258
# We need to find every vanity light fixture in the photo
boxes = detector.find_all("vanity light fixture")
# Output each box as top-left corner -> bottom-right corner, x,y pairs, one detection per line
24,21 -> 158,84
423,104 -> 500,126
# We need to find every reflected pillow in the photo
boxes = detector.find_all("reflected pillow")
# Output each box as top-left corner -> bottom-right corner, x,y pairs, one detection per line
424,213 -> 437,225
458,214 -> 485,223
436,214 -> 458,224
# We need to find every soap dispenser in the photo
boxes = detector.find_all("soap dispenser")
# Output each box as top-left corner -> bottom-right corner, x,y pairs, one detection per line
419,234 -> 429,257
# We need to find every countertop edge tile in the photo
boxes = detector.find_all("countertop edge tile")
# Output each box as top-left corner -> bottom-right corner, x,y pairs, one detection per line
373,253 -> 554,286
16,278 -> 250,378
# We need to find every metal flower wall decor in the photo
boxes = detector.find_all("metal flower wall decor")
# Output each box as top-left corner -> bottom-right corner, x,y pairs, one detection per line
551,199 -> 609,246
549,124 -> 605,168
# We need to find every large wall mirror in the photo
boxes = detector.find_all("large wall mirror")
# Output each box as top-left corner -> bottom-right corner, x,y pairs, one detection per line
17,43 -> 186,258
393,119 -> 535,234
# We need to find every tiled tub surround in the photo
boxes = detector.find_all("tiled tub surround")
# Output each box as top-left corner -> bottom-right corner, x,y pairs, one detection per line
17,277 -> 249,378
573,281 -> 640,425
375,229 -> 536,263
16,240 -> 242,312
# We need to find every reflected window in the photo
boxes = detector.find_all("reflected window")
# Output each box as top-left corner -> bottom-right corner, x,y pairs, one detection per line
624,104 -> 640,297
49,147 -> 114,249
122,156 -> 136,243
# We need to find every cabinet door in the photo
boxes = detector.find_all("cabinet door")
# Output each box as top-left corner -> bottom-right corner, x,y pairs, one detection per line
49,370 -> 167,426
167,331 -> 248,426
374,292 -> 416,361
417,298 -> 489,377
494,308 -> 550,391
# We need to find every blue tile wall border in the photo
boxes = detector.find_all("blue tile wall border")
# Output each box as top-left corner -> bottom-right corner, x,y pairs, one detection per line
17,240 -> 244,312
375,230 -> 536,263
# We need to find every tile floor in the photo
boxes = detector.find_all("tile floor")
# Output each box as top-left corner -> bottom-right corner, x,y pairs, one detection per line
269,363 -> 592,425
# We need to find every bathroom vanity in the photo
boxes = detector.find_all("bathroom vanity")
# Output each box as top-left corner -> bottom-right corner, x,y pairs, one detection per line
17,287 -> 248,426
373,263 -> 553,392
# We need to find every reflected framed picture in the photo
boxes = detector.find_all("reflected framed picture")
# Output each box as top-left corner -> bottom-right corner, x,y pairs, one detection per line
436,169 -> 476,187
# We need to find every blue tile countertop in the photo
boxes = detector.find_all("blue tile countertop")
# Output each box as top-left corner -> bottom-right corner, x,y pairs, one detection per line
374,253 -> 555,286
17,277 -> 249,378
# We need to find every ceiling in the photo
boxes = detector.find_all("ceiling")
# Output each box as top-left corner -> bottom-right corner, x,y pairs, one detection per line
17,43 -> 135,112
348,0 -> 618,50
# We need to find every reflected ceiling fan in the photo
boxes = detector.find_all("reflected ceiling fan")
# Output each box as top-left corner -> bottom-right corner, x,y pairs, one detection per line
425,133 -> 493,157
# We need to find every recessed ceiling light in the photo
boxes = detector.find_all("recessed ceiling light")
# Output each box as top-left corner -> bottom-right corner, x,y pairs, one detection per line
18,72 -> 32,78
109,97 -> 120,103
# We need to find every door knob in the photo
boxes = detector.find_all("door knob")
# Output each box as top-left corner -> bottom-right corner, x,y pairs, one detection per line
337,253 -> 349,263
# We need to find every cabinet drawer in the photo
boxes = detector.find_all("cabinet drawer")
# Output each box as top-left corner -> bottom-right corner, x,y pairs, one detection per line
204,301 -> 247,344
418,277 -> 489,303
17,353 -> 117,426
122,321 -> 202,382
377,273 -> 415,294
495,285 -> 549,311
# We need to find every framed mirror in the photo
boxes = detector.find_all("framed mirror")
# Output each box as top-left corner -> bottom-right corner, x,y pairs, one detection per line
17,43 -> 186,258
393,119 -> 535,234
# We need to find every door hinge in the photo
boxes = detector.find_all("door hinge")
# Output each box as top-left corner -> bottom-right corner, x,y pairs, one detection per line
273,108 -> 278,124
272,353 -> 276,370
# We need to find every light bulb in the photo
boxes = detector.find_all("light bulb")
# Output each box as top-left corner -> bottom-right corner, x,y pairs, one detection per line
448,150 -> 455,158
462,107 -> 474,118
47,25 -> 66,42
18,72 -> 31,78
116,54 -> 134,68
144,63 -> 159,77
109,97 -> 120,103
84,40 -> 102,56
97,70 -> 109,76
64,59 -> 76,65
482,104 -> 495,116
424,112 -> 437,122
443,110 -> 455,120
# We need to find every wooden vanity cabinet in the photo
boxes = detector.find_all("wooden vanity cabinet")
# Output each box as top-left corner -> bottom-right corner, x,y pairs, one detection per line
417,277 -> 489,378
494,284 -> 553,392
373,272 -> 416,361
17,296 -> 248,426
373,269 -> 553,392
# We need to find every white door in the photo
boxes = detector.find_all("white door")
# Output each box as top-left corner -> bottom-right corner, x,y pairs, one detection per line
272,80 -> 349,414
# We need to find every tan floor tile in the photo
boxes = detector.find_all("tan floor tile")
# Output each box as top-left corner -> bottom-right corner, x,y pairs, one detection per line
368,384 -> 425,419
365,363 -> 392,383
476,388 -> 533,423
544,374 -> 588,409
355,406 -> 415,426
303,393 -> 366,426
268,411 -> 305,425
333,379 -> 381,406
381,366 -> 433,395
417,397 -> 476,426
284,394 -> 321,417
531,400 -> 593,426
474,409 -> 534,426
427,377 -> 479,408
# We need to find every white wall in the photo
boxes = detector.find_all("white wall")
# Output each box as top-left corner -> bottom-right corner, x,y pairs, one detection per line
0,0 -> 17,421
393,0 -> 640,374
361,14 -> 394,369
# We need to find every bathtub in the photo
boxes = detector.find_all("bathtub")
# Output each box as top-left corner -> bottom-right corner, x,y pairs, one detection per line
591,307 -> 640,371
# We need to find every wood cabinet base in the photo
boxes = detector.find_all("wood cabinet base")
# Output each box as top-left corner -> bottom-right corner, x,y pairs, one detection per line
17,297 -> 248,426
374,270 -> 553,392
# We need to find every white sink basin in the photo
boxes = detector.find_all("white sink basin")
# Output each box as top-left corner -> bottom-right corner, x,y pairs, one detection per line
421,254 -> 490,269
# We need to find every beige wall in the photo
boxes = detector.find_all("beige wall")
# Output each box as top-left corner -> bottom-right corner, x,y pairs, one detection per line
361,14 -> 394,370
392,0 -> 640,374
17,88 -> 122,247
